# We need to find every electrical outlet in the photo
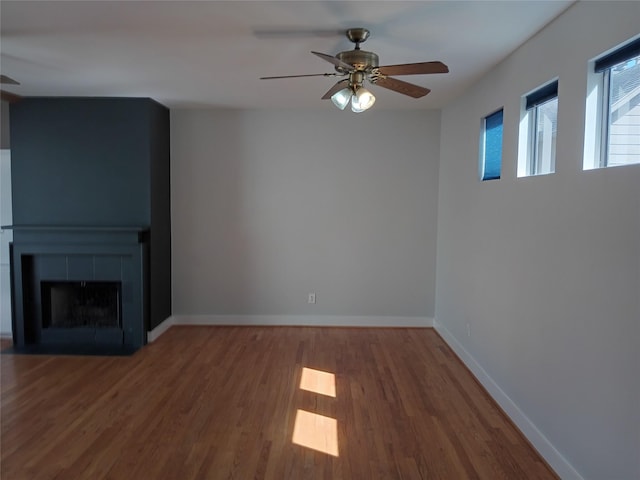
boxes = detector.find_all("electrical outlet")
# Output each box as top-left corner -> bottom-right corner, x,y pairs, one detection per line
466,323 -> 471,337
308,293 -> 316,304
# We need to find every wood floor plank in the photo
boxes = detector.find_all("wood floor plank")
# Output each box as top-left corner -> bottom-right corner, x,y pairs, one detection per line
1,327 -> 557,479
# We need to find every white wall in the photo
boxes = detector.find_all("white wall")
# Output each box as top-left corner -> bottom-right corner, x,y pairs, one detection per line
1,101 -> 12,335
171,109 -> 440,323
0,150 -> 12,335
435,2 -> 639,479
1,101 -> 10,149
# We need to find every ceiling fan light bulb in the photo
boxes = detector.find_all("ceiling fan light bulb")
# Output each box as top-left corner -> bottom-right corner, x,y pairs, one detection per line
331,88 -> 351,110
351,87 -> 376,112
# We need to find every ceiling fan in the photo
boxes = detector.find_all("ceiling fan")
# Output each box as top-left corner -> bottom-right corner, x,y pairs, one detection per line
1,75 -> 22,103
260,28 -> 449,112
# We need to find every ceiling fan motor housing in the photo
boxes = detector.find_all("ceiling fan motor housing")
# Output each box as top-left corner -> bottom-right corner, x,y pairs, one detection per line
335,50 -> 379,73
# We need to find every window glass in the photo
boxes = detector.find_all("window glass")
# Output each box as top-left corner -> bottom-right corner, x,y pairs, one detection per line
533,97 -> 557,175
481,109 -> 503,181
606,55 -> 640,167
519,81 -> 558,177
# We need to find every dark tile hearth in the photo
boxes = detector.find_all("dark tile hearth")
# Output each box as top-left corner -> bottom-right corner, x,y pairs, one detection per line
2,343 -> 137,356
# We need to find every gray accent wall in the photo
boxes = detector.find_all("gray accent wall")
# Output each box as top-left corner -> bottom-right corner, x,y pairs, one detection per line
435,2 -> 639,479
171,109 -> 440,319
149,101 -> 172,331
9,98 -> 172,332
10,98 -> 151,226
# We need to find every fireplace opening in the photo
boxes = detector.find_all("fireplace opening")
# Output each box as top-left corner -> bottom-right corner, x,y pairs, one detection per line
41,281 -> 122,329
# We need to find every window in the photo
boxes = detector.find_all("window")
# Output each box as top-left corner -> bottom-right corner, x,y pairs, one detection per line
584,37 -> 640,169
480,109 -> 503,181
518,81 -> 558,177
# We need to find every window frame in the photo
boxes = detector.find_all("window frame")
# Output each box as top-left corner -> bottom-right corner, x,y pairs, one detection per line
584,36 -> 640,170
598,69 -> 611,168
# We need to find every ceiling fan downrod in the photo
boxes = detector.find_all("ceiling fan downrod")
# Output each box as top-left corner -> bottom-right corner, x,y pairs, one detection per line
345,28 -> 370,50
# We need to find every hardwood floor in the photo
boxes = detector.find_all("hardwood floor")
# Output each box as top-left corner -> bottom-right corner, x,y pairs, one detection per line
1,327 -> 557,479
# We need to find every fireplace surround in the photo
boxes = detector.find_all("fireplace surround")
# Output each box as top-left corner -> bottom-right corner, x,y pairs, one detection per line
9,226 -> 148,353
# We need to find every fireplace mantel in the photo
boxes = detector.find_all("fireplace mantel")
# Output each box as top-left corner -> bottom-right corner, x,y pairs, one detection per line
3,225 -> 150,244
3,225 -> 149,232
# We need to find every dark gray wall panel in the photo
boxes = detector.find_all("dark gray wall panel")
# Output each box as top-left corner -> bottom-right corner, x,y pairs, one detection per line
10,98 -> 151,226
9,97 -> 172,338
148,101 -> 172,329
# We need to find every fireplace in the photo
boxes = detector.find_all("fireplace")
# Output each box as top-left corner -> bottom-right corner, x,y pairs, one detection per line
9,226 -> 149,353
37,280 -> 125,346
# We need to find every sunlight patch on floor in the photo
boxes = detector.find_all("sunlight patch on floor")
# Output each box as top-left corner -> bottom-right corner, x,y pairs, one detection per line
299,367 -> 336,397
292,409 -> 339,457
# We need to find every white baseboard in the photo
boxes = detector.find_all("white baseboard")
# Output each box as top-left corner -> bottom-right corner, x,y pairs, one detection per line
433,319 -> 583,480
173,314 -> 433,328
147,316 -> 176,342
148,315 -> 432,341
148,314 -> 432,342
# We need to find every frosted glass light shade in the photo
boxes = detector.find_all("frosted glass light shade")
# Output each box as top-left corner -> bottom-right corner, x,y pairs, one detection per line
330,88 -> 351,110
351,87 -> 375,112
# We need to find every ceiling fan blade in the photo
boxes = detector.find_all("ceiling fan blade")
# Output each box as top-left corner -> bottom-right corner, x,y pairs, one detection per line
311,51 -> 354,72
1,90 -> 22,103
377,61 -> 449,76
373,77 -> 431,98
321,79 -> 350,99
260,73 -> 340,80
1,75 -> 20,85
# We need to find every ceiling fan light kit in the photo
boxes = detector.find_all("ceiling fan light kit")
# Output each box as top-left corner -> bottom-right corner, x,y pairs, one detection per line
351,86 -> 376,113
260,28 -> 449,112
330,88 -> 351,110
329,70 -> 376,113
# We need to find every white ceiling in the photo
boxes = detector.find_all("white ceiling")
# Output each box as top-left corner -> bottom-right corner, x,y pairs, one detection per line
1,1 -> 574,110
